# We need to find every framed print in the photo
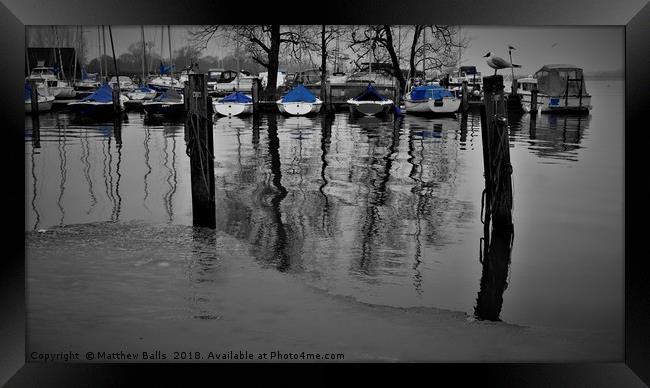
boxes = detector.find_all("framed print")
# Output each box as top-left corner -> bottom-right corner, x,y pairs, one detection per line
1,0 -> 649,385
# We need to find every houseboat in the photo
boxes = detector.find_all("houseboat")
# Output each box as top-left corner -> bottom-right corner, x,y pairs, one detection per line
523,64 -> 592,113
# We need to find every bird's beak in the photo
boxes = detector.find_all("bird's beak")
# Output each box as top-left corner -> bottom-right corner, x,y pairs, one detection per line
483,52 -> 490,57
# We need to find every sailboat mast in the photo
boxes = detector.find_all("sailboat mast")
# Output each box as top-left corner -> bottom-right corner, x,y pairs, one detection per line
141,25 -> 146,83
167,25 -> 172,74
102,26 -> 108,82
236,39 -> 240,90
422,27 -> 426,81
160,25 -> 164,75
73,26 -> 78,83
25,28 -> 30,75
97,26 -> 103,79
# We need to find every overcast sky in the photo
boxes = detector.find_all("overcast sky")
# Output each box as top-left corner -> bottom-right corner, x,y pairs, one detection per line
30,25 -> 623,74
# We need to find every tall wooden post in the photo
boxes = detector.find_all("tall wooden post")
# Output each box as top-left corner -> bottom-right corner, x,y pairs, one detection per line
461,80 -> 469,113
324,81 -> 334,116
29,81 -> 39,117
530,89 -> 538,115
185,74 -> 216,228
252,78 -> 260,116
112,86 -> 121,117
481,75 -> 513,231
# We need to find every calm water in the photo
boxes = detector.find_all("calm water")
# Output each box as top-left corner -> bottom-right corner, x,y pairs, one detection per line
25,80 -> 623,333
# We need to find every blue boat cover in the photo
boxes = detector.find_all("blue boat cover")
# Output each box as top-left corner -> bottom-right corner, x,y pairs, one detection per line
409,85 -> 454,101
135,86 -> 156,93
222,91 -> 252,103
352,83 -> 388,102
81,68 -> 97,80
24,83 -> 32,101
159,62 -> 175,75
153,88 -> 183,102
281,84 -> 317,103
80,83 -> 114,103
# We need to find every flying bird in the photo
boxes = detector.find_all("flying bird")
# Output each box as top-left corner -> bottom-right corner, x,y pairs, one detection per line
483,52 -> 521,75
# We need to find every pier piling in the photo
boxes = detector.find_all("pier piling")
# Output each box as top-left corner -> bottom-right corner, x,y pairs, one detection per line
530,89 -> 539,115
461,80 -> 470,113
481,75 -> 514,231
112,87 -> 121,117
185,74 -> 216,228
252,78 -> 260,116
29,80 -> 39,117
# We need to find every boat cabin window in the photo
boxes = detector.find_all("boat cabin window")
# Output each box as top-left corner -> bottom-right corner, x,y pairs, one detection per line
219,71 -> 238,83
32,68 -> 55,77
519,82 -> 536,91
207,71 -> 222,82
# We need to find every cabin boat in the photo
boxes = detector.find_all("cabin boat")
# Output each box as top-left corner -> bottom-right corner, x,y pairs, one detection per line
147,75 -> 183,93
126,86 -> 157,100
347,83 -> 394,116
207,69 -> 256,94
276,84 -> 322,116
404,83 -> 461,115
258,71 -> 287,89
26,66 -> 76,99
109,76 -> 136,92
142,89 -> 185,118
522,64 -> 592,113
24,83 -> 55,113
214,92 -> 253,117
67,83 -> 127,118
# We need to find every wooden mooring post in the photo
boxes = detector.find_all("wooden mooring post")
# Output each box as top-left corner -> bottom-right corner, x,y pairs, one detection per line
324,81 -> 335,116
530,89 -> 539,115
185,74 -> 216,228
112,86 -> 122,117
480,75 -> 513,231
29,81 -> 41,140
461,80 -> 470,113
252,78 -> 260,116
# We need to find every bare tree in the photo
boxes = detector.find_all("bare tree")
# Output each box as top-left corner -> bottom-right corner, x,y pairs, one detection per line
190,25 -> 305,98
347,25 -> 467,94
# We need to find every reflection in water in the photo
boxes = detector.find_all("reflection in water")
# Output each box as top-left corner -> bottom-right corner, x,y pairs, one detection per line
266,115 -> 290,272
57,124 -> 67,226
31,144 -> 40,231
509,113 -> 590,162
319,116 -> 333,233
475,220 -> 515,322
80,129 -> 97,215
143,127 -> 152,213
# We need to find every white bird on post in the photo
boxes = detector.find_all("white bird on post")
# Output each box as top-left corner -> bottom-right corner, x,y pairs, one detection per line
484,52 -> 521,75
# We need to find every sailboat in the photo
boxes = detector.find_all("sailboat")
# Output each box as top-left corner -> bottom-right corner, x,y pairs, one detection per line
214,91 -> 253,117
68,83 -> 127,118
404,83 -> 461,115
347,83 -> 394,116
276,84 -> 322,116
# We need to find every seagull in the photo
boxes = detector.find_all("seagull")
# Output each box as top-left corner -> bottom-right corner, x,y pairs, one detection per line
508,45 -> 516,50
483,52 -> 521,75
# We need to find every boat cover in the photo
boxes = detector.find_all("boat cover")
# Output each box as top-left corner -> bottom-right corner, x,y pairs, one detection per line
281,84 -> 317,103
534,65 -> 587,96
80,83 -> 114,103
81,68 -> 97,81
159,62 -> 175,75
221,91 -> 252,103
352,83 -> 388,102
135,86 -> 156,93
153,88 -> 183,102
409,85 -> 454,101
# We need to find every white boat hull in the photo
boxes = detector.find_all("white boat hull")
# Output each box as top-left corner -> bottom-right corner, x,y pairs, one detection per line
214,102 -> 253,117
276,99 -> 322,116
24,97 -> 54,113
51,86 -> 76,99
347,99 -> 393,116
127,91 -> 157,100
404,97 -> 461,114
520,93 -> 592,113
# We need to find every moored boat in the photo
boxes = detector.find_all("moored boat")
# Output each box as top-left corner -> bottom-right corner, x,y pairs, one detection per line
276,84 -> 322,116
26,65 -> 76,99
214,92 -> 253,117
347,83 -> 394,116
127,86 -> 158,101
24,83 -> 55,113
404,83 -> 461,115
142,89 -> 185,118
67,83 -> 127,118
525,64 -> 592,113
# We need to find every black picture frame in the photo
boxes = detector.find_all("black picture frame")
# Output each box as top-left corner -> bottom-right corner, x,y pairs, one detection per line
2,0 -> 648,386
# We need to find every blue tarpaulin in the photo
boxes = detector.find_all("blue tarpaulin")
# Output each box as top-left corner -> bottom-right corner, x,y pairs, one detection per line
409,85 -> 454,101
80,83 -> 114,103
135,86 -> 156,93
159,62 -> 175,75
281,84 -> 317,103
222,92 -> 252,103
352,83 -> 388,102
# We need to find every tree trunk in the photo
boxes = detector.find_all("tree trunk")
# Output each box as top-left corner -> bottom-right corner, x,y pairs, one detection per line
265,25 -> 281,100
320,25 -> 328,102
382,26 -> 406,95
409,26 -> 423,86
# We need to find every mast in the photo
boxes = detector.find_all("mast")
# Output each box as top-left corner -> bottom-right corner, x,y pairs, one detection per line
236,38 -> 240,90
25,28 -> 30,75
422,27 -> 426,81
160,25 -> 164,75
108,25 -> 119,81
167,25 -> 172,74
73,26 -> 78,83
102,26 -> 108,82
141,25 -> 146,84
97,26 -> 103,80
